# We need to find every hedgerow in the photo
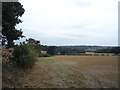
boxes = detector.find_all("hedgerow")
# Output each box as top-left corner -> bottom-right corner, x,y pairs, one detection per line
11,43 -> 38,68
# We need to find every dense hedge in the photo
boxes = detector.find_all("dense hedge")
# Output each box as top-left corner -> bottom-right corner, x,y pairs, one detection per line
11,44 -> 38,68
39,54 -> 51,57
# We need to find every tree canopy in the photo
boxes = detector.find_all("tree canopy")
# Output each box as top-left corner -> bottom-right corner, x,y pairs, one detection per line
95,47 -> 120,55
2,2 -> 25,47
26,38 -> 41,54
47,46 -> 57,55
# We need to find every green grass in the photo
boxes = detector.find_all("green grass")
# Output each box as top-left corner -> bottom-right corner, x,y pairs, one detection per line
37,57 -> 85,88
46,83 -> 54,87
38,58 -> 55,63
23,84 -> 31,88
94,80 -> 117,88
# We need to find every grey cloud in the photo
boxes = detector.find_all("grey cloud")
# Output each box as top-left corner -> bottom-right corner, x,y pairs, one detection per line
16,0 -> 118,46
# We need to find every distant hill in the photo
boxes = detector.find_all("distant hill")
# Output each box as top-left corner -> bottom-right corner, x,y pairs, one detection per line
57,45 -> 114,50
41,45 -> 118,55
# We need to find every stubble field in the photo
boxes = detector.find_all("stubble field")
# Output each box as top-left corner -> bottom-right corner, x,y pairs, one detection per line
17,55 -> 118,88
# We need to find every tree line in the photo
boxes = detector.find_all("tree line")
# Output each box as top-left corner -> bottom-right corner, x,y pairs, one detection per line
41,46 -> 85,55
95,47 -> 120,55
41,46 -> 120,56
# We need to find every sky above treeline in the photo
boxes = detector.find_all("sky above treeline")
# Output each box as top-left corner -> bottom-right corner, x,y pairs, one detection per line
16,0 -> 119,46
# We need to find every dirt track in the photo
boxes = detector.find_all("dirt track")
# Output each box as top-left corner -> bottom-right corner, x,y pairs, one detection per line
18,56 -> 118,88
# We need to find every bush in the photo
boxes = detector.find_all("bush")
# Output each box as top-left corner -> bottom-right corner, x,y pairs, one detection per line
11,44 -> 38,68
39,54 -> 51,57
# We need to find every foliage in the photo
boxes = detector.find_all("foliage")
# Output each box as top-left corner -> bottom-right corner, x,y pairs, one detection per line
47,46 -> 57,55
41,45 -> 48,51
2,2 -> 25,48
23,84 -> 31,88
11,43 -> 38,68
111,47 -> 120,55
26,38 -> 41,55
58,47 -> 85,55
41,45 -> 85,55
94,80 -> 103,88
41,45 -> 120,55
39,54 -> 51,57
95,47 -> 120,55
26,38 -> 40,46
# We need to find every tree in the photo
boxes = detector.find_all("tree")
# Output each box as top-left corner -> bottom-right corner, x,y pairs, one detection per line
26,38 -> 40,46
95,47 -> 120,55
47,46 -> 57,55
111,47 -> 120,55
2,2 -> 25,48
26,38 -> 41,54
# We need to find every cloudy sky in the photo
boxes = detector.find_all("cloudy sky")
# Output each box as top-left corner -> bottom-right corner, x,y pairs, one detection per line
16,0 -> 119,46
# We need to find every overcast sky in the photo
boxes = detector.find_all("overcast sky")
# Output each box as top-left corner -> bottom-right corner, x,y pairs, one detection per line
16,0 -> 119,46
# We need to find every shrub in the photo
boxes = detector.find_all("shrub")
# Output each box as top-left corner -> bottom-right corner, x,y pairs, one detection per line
11,44 -> 38,68
39,54 -> 51,57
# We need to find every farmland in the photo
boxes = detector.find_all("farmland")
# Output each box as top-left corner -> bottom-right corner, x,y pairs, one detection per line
15,55 -> 118,88
2,1 -> 119,89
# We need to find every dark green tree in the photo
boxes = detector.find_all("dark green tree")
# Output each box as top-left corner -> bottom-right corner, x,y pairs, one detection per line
47,46 -> 57,55
26,38 -> 41,54
111,47 -> 120,55
2,2 -> 25,48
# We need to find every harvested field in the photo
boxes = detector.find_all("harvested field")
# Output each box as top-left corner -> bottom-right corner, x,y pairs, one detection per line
14,55 -> 118,88
51,56 -> 118,88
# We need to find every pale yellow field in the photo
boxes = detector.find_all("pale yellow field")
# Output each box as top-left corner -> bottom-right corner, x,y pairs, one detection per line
50,56 -> 118,88
12,55 -> 118,88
